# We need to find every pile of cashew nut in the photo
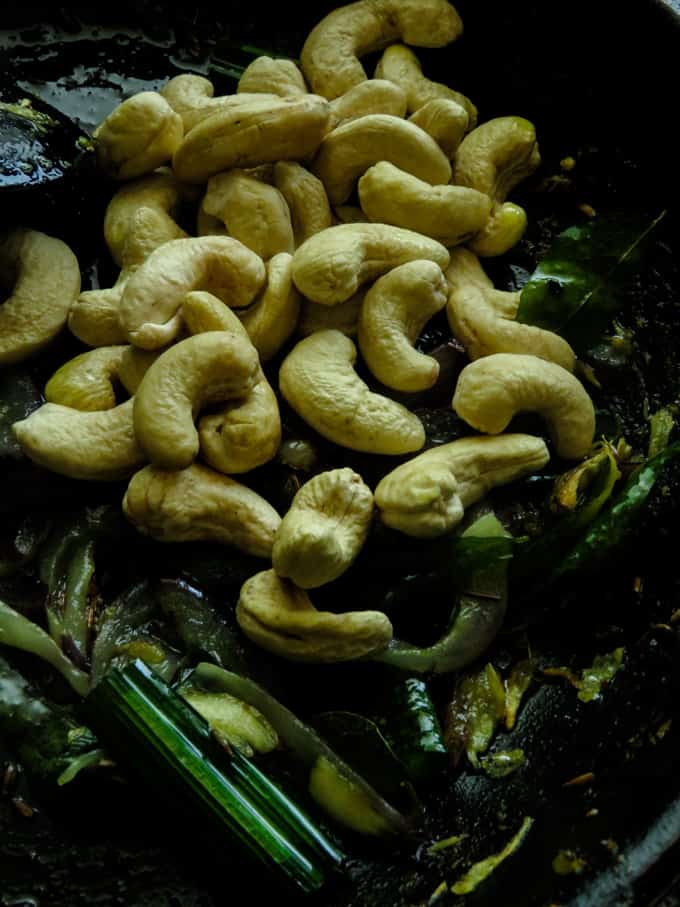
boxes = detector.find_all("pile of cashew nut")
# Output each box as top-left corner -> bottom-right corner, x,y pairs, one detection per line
3,0 -> 597,667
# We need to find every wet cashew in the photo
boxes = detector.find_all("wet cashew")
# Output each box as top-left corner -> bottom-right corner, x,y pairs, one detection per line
279,330 -> 425,454
358,161 -> 491,247
312,114 -> 451,206
273,162 -> 333,246
238,253 -> 301,363
409,98 -> 469,157
452,354 -> 596,460
181,292 -> 282,474
45,346 -> 127,411
172,95 -> 331,184
119,236 -> 266,349
12,399 -> 144,481
357,261 -> 448,392
199,171 -> 294,260
272,468 -> 374,588
300,0 -> 463,100
375,434 -> 550,537
93,91 -> 183,180
291,223 -> 449,305
446,248 -> 575,370
375,44 -> 476,123
123,464 -> 280,559
0,229 -> 81,365
236,569 -> 392,662
161,74 -> 280,131
133,331 -> 259,469
468,202 -> 528,258
329,79 -> 407,127
298,292 -> 365,338
237,57 -> 307,97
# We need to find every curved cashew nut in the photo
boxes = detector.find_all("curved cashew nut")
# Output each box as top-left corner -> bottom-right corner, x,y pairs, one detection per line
300,0 -> 463,100
357,260 -> 448,392
181,292 -> 282,474
298,291 -> 365,338
452,354 -> 596,460
291,223 -> 449,305
446,248 -> 575,370
236,569 -> 392,662
273,162 -> 333,246
200,171 -> 294,259
358,161 -> 491,247
375,44 -> 476,123
237,57 -> 307,97
172,95 -> 331,184
117,347 -> 162,395
272,468 -> 374,588
329,79 -> 407,127
45,346 -> 127,411
312,114 -> 451,206
119,236 -> 266,349
123,464 -> 280,559
238,253 -> 301,363
12,399 -> 144,481
0,229 -> 81,365
279,329 -> 425,454
133,331 -> 259,469
375,434 -> 550,537
409,98 -> 469,158
160,74 -> 280,131
93,92 -> 183,181
467,202 -> 528,258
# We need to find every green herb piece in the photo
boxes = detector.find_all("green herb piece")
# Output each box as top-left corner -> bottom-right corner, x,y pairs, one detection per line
444,664 -> 506,768
504,659 -> 534,730
90,581 -> 156,685
480,749 -> 526,778
427,833 -> 468,855
180,688 -> 279,757
451,816 -> 534,894
552,848 -> 589,875
647,406 -> 676,459
577,648 -> 624,703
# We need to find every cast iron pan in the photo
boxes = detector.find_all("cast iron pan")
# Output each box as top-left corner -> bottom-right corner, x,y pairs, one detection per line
1,3 -> 680,906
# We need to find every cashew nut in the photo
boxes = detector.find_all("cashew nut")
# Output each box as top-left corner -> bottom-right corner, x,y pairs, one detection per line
0,229 -> 81,365
45,346 -> 127,411
118,347 -> 162,394
452,354 -> 596,460
329,79 -> 407,127
375,44 -> 476,123
237,56 -> 307,97
298,292 -> 365,338
468,202 -> 528,258
357,161 -> 491,247
123,464 -> 280,559
160,74 -> 280,131
333,205 -> 370,225
172,95 -> 331,184
133,331 -> 259,469
199,171 -> 294,260
291,223 -> 449,305
93,91 -> 183,181
312,114 -> 451,206
273,162 -> 333,246
272,468 -> 374,588
119,236 -> 266,349
12,399 -> 144,481
357,260 -> 448,392
408,98 -> 469,157
375,434 -> 550,537
446,248 -> 575,370
236,569 -> 392,662
238,253 -> 301,363
300,0 -> 463,100
279,329 -> 425,454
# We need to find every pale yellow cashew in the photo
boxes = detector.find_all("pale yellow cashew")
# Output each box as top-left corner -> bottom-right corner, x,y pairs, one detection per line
375,44 -> 476,123
0,229 -> 80,365
468,203 -> 528,258
273,162 -> 333,246
123,464 -> 281,559
45,346 -> 127,411
93,91 -> 183,181
298,292 -> 365,338
452,354 -> 596,460
358,161 -> 491,247
279,329 -> 425,455
119,236 -> 266,349
333,206 -> 370,225
312,114 -> 451,206
375,434 -> 550,537
237,57 -> 307,97
300,0 -> 463,100
357,261 -> 448,392
329,79 -> 407,127
133,331 -> 259,469
291,223 -> 449,306
446,248 -> 575,370
238,253 -> 301,363
409,98 -> 469,157
161,74 -> 280,131
272,468 -> 374,588
236,569 -> 393,662
117,347 -> 162,395
181,292 -> 282,475
199,171 -> 294,260
12,399 -> 144,481
172,95 -> 331,184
